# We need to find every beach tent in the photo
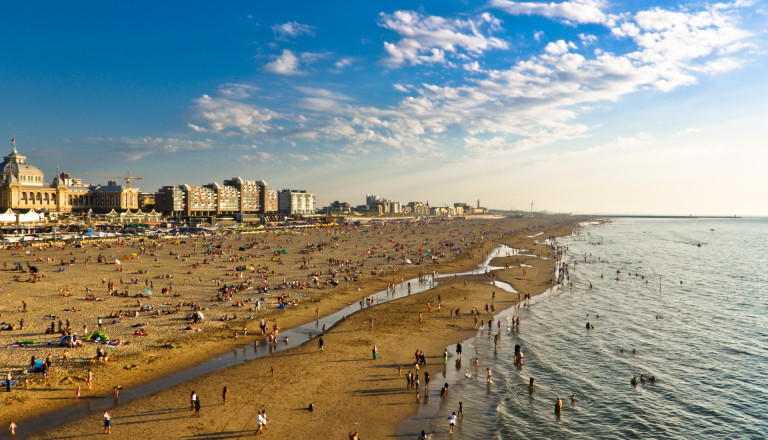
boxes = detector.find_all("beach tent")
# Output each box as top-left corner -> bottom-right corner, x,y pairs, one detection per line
86,330 -> 109,341
17,210 -> 44,223
0,209 -> 16,223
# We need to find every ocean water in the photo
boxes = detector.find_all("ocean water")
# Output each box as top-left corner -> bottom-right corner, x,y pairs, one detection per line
403,217 -> 768,439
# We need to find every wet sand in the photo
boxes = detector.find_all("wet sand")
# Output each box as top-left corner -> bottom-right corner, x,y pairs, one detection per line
0,215 -> 585,438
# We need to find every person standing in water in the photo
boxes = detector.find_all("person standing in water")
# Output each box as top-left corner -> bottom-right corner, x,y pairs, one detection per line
447,412 -> 457,433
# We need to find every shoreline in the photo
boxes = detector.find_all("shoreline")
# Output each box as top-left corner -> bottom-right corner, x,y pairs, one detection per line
0,215 -> 587,439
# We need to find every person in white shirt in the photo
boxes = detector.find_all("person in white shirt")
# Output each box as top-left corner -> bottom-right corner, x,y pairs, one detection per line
448,412 -> 457,433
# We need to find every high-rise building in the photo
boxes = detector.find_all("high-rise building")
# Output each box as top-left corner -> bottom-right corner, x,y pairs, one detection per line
278,189 -> 316,215
154,178 -> 280,218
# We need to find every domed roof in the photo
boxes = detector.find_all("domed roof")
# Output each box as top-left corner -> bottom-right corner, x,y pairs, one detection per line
0,147 -> 45,187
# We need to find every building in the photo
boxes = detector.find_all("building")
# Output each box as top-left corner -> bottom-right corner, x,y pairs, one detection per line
154,178 -> 278,219
138,192 -> 155,210
0,146 -> 138,214
406,201 -> 430,216
0,147 -> 67,212
365,194 -> 385,208
278,189 -> 316,215
327,201 -> 351,214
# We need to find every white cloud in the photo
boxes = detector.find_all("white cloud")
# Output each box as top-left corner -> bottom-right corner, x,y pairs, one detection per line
88,137 -> 213,161
188,3 -> 753,165
295,87 -> 352,101
271,21 -> 315,38
544,40 -> 577,55
263,49 -> 302,75
190,94 -> 278,135
379,10 -> 508,67
241,152 -> 279,163
578,33 -> 597,45
491,0 -> 614,25
285,153 -> 310,161
463,61 -> 482,71
393,83 -> 410,92
217,83 -> 260,100
334,57 -> 354,70
263,50 -> 329,75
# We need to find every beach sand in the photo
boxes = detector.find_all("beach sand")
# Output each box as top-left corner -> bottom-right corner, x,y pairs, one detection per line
0,215 -> 585,438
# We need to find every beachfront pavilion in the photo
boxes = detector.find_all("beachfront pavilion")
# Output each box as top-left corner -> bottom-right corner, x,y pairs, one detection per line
0,145 -> 139,215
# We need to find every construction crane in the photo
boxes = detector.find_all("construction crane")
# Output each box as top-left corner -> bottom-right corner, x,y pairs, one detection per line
84,170 -> 144,188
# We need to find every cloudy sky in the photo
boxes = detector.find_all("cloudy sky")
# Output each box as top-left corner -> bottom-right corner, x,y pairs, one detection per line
1,1 -> 766,215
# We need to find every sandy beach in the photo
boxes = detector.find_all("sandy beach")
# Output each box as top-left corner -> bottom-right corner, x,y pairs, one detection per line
0,215 -> 585,438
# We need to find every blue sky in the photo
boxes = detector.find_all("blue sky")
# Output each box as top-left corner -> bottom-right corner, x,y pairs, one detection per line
1,0 -> 766,215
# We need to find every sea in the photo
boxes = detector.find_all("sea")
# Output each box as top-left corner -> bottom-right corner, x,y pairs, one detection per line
400,217 -> 768,439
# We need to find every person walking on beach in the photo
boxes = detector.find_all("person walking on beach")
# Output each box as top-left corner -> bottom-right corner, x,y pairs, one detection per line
222,386 -> 228,405
9,422 -> 17,440
103,411 -> 111,434
190,391 -> 197,411
256,411 -> 264,433
448,411 -> 457,433
194,396 -> 201,417
86,369 -> 93,389
372,345 -> 377,360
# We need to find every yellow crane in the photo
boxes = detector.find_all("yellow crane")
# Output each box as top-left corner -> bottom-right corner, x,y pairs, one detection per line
84,170 -> 144,188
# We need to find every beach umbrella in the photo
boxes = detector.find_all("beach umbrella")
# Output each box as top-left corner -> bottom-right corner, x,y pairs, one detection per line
145,288 -> 153,296
115,259 -> 121,265
29,266 -> 38,273
195,311 -> 205,320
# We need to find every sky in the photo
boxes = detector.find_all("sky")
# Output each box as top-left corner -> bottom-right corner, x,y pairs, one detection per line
1,0 -> 766,216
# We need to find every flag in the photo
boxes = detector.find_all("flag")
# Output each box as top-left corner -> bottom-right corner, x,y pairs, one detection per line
11,136 -> 14,146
